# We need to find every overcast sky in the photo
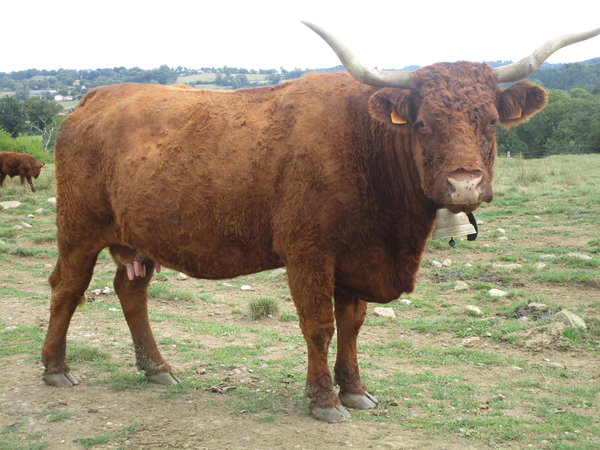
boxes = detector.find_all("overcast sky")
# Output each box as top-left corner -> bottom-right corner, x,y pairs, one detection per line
1,0 -> 599,73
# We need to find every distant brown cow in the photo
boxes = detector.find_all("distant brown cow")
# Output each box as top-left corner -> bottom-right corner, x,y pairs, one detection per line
41,23 -> 600,422
0,151 -> 45,192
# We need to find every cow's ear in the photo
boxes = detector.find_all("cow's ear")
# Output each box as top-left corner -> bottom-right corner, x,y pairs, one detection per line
497,81 -> 547,127
369,89 -> 413,126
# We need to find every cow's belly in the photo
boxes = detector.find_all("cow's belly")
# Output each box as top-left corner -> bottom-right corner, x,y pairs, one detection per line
149,236 -> 283,279
113,203 -> 282,279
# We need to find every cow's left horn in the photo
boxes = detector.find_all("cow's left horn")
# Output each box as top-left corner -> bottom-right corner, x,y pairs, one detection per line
494,27 -> 600,83
302,21 -> 416,89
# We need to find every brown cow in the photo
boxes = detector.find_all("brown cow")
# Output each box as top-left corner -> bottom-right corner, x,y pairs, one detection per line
0,151 -> 45,192
41,24 -> 600,422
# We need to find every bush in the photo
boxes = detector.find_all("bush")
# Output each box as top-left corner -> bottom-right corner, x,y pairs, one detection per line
248,297 -> 279,320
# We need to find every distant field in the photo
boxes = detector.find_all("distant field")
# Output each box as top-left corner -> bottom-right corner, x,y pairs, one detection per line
177,72 -> 271,85
0,90 -> 15,97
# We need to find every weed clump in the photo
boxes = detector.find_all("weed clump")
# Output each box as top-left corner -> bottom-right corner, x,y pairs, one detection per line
248,297 -> 278,320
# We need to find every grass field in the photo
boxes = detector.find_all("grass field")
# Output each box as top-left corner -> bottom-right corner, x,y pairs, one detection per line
0,154 -> 598,448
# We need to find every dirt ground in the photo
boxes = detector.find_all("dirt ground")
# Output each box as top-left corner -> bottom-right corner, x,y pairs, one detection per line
1,269 -> 486,450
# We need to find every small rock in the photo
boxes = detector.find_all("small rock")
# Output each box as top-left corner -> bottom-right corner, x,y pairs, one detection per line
528,302 -> 550,310
492,263 -> 522,270
454,281 -> 470,291
91,286 -> 112,296
430,260 -> 443,268
35,208 -> 44,214
441,259 -> 452,267
108,307 -> 121,312
2,326 -> 18,333
12,225 -> 22,230
0,240 -> 5,245
497,236 -> 509,241
533,215 -> 541,219
240,285 -> 252,291
488,288 -> 508,298
373,307 -> 396,319
461,336 -> 480,346
496,228 -> 506,234
554,310 -> 587,330
20,222 -> 33,229
26,214 -> 35,219
176,272 -> 189,281
464,263 -> 472,267
534,263 -> 547,269
566,253 -> 592,261
539,254 -> 556,260
399,298 -> 412,305
511,365 -> 524,371
0,201 -> 22,209
47,197 -> 57,206
465,305 -> 483,316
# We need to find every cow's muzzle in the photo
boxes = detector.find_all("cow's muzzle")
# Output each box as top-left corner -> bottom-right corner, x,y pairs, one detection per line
444,170 -> 492,213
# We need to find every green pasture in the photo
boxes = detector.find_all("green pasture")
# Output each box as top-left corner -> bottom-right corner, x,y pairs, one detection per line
1,155 -> 599,448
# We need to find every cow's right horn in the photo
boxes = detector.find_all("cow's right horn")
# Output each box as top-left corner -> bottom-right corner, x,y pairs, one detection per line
302,21 -> 416,89
494,27 -> 600,83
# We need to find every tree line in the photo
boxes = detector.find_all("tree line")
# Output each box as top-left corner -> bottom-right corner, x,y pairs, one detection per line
0,62 -> 599,158
496,86 -> 600,157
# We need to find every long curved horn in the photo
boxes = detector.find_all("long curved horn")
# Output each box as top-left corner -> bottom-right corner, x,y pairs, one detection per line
494,27 -> 600,83
302,21 -> 416,89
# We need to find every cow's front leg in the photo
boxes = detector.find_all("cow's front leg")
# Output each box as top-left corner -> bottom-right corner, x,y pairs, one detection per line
287,258 -> 350,422
26,176 -> 36,192
334,289 -> 378,410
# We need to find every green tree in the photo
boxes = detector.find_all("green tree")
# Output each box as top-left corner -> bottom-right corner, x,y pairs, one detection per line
23,97 -> 63,151
0,96 -> 26,136
496,126 -> 528,156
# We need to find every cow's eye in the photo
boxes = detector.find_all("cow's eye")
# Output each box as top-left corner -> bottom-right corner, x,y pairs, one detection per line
490,119 -> 497,126
415,120 -> 426,128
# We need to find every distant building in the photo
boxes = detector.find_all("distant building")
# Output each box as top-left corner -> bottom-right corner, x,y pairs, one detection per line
54,95 -> 73,102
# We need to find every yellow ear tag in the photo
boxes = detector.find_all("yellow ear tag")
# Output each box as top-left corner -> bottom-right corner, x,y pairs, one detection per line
390,110 -> 407,124
508,107 -> 523,120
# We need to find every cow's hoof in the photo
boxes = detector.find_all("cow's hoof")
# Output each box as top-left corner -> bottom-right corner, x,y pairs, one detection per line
44,372 -> 79,387
311,404 -> 351,423
147,371 -> 179,385
339,391 -> 378,410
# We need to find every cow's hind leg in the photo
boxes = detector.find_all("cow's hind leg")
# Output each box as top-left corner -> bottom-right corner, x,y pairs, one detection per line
110,246 -> 178,385
42,250 -> 100,386
334,289 -> 378,410
286,257 -> 350,423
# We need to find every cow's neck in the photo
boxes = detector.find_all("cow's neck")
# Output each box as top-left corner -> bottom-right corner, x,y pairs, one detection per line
359,119 -> 438,248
